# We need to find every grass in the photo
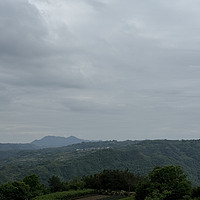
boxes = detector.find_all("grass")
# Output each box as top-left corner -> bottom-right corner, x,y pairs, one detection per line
32,189 -> 95,200
119,196 -> 135,200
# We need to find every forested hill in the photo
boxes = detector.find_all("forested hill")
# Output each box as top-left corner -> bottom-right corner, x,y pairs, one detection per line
1,139 -> 200,185
0,143 -> 38,151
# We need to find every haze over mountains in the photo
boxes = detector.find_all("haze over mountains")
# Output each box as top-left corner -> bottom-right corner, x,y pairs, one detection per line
31,136 -> 85,148
0,136 -> 86,150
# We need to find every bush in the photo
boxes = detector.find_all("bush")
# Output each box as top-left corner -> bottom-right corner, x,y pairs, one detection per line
33,189 -> 95,200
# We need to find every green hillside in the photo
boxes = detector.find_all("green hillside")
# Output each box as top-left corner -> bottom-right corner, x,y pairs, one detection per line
0,140 -> 200,185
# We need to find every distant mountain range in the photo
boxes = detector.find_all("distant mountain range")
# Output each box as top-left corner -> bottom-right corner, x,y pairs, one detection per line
31,135 -> 85,148
1,138 -> 200,186
0,136 -> 86,150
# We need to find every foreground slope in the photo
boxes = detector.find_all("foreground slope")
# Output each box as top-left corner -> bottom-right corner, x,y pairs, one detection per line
0,140 -> 200,185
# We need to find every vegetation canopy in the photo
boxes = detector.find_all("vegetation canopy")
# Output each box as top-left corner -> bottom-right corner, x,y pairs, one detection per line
1,166 -> 200,200
135,166 -> 192,200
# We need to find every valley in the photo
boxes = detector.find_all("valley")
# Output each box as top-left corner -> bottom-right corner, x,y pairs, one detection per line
0,138 -> 200,185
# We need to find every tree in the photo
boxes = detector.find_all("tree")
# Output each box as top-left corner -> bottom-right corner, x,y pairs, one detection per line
135,166 -> 192,200
0,181 -> 30,200
82,169 -> 142,191
68,177 -> 85,190
23,174 -> 46,198
48,175 -> 64,192
191,186 -> 200,199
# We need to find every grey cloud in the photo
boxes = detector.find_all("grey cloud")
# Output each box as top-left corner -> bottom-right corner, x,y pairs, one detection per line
1,0 -> 200,142
0,0 -> 48,58
84,0 -> 107,10
60,96 -> 125,114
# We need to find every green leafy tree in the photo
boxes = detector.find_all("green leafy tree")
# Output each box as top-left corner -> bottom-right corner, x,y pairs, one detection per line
0,181 -> 30,200
68,177 -> 85,190
83,169 -> 142,191
135,166 -> 191,200
23,174 -> 46,198
48,175 -> 64,192
192,186 -> 200,199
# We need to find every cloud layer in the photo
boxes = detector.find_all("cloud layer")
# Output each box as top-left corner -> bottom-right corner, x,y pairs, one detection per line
1,0 -> 200,142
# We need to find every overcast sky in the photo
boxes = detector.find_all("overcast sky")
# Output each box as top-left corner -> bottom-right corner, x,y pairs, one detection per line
1,0 -> 200,142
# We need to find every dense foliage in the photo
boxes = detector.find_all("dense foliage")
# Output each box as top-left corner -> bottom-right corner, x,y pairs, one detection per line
135,166 -> 192,200
1,140 -> 200,185
0,169 -> 139,199
0,175 -> 46,200
83,169 -> 142,191
1,166 -> 200,199
32,189 -> 95,200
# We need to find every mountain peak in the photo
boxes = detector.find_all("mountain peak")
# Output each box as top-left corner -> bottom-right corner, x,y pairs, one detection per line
31,135 -> 85,148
